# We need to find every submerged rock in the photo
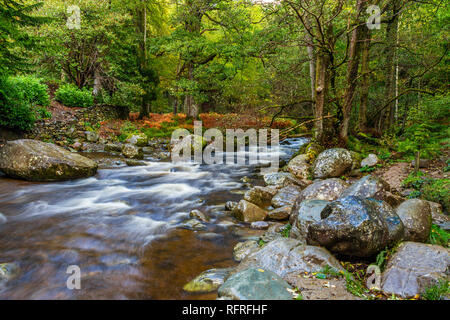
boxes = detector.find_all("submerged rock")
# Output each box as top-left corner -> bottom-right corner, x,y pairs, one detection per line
218,268 -> 293,300
183,268 -> 234,293
381,242 -> 450,298
232,200 -> 267,222
312,148 -> 353,179
233,240 -> 260,262
225,201 -> 238,212
289,199 -> 329,241
125,159 -> 146,167
296,178 -> 348,202
396,199 -> 432,242
0,139 -> 98,181
0,262 -> 19,284
307,196 -> 404,257
243,186 -> 277,207
250,221 -> 269,230
189,209 -> 209,222
235,238 -> 343,278
180,219 -> 207,231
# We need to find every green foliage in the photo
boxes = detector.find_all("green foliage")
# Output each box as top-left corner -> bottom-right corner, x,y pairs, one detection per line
0,75 -> 50,131
428,224 -> 449,247
421,280 -> 449,300
280,223 -> 291,238
55,84 -> 93,108
36,107 -> 52,120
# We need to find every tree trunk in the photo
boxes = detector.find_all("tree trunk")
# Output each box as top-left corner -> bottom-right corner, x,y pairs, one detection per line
379,0 -> 400,132
359,27 -> 371,132
339,0 -> 365,143
185,62 -> 199,118
314,49 -> 330,144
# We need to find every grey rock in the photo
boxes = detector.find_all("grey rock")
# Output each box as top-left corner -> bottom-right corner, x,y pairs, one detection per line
259,231 -> 282,243
289,199 -> 329,241
104,143 -> 122,153
233,200 -> 267,222
267,206 -> 292,220
183,268 -> 234,293
189,209 -> 209,222
263,172 -> 310,188
126,134 -> 148,147
381,242 -> 450,298
426,201 -> 449,225
307,196 -> 404,257
271,185 -> 302,208
180,219 -> 207,231
361,154 -> 379,167
121,144 -> 144,159
296,178 -> 348,203
85,131 -> 99,142
218,268 -> 293,300
233,240 -> 260,262
235,238 -> 344,278
0,139 -> 98,181
287,154 -> 310,180
251,221 -> 269,230
225,201 -> 238,212
313,148 -> 353,179
243,186 -> 277,207
341,174 -> 390,201
396,199 -> 432,242
125,159 -> 146,167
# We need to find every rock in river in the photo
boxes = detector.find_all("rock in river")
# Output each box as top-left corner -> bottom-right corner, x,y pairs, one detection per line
121,144 -> 144,159
235,238 -> 344,278
381,242 -> 450,298
218,268 -> 293,300
312,148 -> 353,179
271,185 -> 302,208
287,154 -> 310,180
395,199 -> 432,242
307,196 -> 404,257
183,268 -> 234,293
233,200 -> 267,222
243,186 -> 277,207
233,240 -> 260,262
0,139 -> 98,181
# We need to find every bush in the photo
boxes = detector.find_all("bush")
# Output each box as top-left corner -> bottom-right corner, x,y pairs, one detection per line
55,84 -> 93,108
0,76 -> 50,131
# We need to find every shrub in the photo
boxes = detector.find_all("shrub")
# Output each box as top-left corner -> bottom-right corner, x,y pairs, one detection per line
55,84 -> 93,108
0,76 -> 51,131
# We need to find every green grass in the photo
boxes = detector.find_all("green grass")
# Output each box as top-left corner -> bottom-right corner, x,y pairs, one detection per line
421,280 -> 449,300
428,224 -> 449,247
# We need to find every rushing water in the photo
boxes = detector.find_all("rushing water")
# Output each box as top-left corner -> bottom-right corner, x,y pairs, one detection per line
0,138 -> 307,299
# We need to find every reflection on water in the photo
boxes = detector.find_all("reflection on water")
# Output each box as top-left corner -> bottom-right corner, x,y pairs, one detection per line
0,138 -> 307,299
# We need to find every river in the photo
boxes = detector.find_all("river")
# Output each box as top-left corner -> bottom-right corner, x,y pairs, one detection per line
0,138 -> 307,299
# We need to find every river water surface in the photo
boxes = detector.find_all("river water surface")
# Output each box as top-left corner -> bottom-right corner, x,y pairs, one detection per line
0,138 -> 307,299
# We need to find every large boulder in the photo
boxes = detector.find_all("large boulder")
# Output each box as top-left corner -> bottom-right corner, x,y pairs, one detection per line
121,144 -> 144,159
0,139 -> 98,181
271,185 -> 302,208
233,200 -> 267,222
307,196 -> 404,257
296,178 -> 349,203
267,206 -> 292,220
218,268 -> 293,300
396,199 -> 432,242
312,148 -> 353,179
381,242 -> 450,298
235,238 -> 344,278
289,199 -> 330,242
183,268 -> 234,293
341,175 -> 388,200
243,186 -> 277,207
287,154 -> 310,180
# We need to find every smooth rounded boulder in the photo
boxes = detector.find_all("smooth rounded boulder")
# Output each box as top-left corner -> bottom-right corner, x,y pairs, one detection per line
307,196 -> 404,257
395,199 -> 432,242
312,148 -> 353,179
289,199 -> 330,241
232,200 -> 267,222
287,154 -> 310,180
0,139 -> 98,181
